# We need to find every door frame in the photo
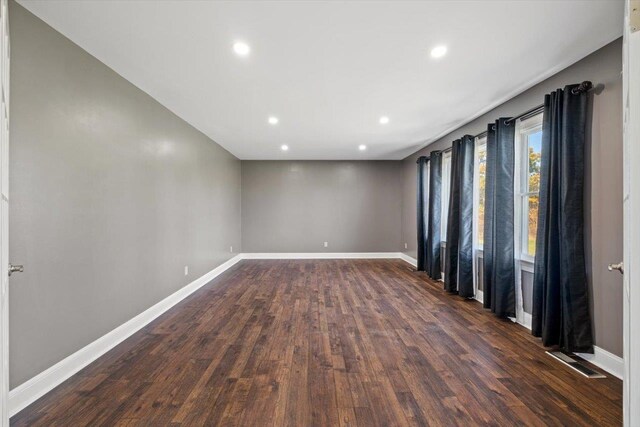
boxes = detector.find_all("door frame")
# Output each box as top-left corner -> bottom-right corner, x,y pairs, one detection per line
0,0 -> 8,425
623,1 -> 639,425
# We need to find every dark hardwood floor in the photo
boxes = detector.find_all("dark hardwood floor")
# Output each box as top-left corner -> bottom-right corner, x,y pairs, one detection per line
12,259 -> 622,426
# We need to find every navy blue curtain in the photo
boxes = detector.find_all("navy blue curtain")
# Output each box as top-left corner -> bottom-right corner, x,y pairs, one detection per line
444,141 -> 461,292
483,119 -> 516,317
444,135 -> 475,297
426,151 -> 442,279
532,84 -> 594,353
416,156 -> 429,271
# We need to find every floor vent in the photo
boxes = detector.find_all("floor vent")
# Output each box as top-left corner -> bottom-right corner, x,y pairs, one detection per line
546,351 -> 606,378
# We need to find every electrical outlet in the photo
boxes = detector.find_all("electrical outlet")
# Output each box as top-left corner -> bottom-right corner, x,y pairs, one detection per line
324,242 -> 328,248
230,246 -> 233,253
404,243 -> 408,249
184,266 -> 189,276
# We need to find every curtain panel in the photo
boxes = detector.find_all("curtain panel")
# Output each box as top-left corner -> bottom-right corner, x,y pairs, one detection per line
426,151 -> 443,279
444,135 -> 475,297
444,140 -> 461,292
532,85 -> 594,353
483,119 -> 516,317
416,156 -> 429,271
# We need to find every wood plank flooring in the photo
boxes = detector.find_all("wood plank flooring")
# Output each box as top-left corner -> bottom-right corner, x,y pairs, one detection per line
11,259 -> 622,426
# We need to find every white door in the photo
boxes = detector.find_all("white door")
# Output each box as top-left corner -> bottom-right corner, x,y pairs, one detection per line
623,1 -> 640,425
0,0 -> 9,424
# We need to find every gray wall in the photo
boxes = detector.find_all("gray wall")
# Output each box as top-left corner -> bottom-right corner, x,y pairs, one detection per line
9,3 -> 242,387
242,161 -> 402,253
8,0 -> 624,389
401,39 -> 623,356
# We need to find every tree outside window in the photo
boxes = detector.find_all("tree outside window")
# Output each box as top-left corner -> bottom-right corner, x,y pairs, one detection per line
526,131 -> 542,256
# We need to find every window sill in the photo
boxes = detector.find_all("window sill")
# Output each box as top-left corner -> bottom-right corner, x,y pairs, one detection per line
519,258 -> 535,273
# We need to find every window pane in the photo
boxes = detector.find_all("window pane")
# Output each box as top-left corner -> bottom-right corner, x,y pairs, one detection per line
527,130 -> 542,193
527,194 -> 539,256
477,143 -> 486,246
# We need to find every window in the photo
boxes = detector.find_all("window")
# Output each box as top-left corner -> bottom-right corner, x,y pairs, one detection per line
472,135 -> 487,301
474,136 -> 487,248
467,112 -> 542,325
515,114 -> 543,261
441,150 -> 452,242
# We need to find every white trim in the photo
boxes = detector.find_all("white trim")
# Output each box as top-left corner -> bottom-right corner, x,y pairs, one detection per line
521,311 -> 532,330
576,346 -> 625,380
623,2 -> 640,422
520,259 -> 535,273
473,249 -> 484,304
241,252 -> 402,260
399,253 -> 417,267
8,254 -> 243,417
472,137 -> 487,299
515,113 -> 543,260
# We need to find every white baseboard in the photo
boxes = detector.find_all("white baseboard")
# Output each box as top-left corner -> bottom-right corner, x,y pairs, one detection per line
475,289 -> 484,304
516,312 -> 533,331
509,316 -> 621,379
8,254 -> 243,417
398,253 -> 417,267
450,285 -> 622,380
576,346 -> 624,380
241,252 -> 402,260
478,297 -> 621,379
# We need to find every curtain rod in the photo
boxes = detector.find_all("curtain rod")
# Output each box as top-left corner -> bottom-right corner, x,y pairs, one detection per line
504,104 -> 544,125
416,81 -> 599,162
503,81 -> 595,124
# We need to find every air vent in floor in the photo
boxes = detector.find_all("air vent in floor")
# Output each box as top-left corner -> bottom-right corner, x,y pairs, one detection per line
546,351 -> 606,378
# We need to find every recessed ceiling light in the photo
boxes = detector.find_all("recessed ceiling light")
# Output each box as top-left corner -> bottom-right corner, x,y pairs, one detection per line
268,116 -> 279,125
430,45 -> 447,59
359,145 -> 367,151
233,41 -> 250,56
281,144 -> 289,151
379,116 -> 389,125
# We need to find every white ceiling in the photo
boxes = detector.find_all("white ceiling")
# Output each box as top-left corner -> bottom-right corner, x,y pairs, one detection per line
18,0 -> 623,160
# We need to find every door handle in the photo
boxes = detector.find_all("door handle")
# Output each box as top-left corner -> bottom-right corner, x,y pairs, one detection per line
607,262 -> 624,274
8,264 -> 23,276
